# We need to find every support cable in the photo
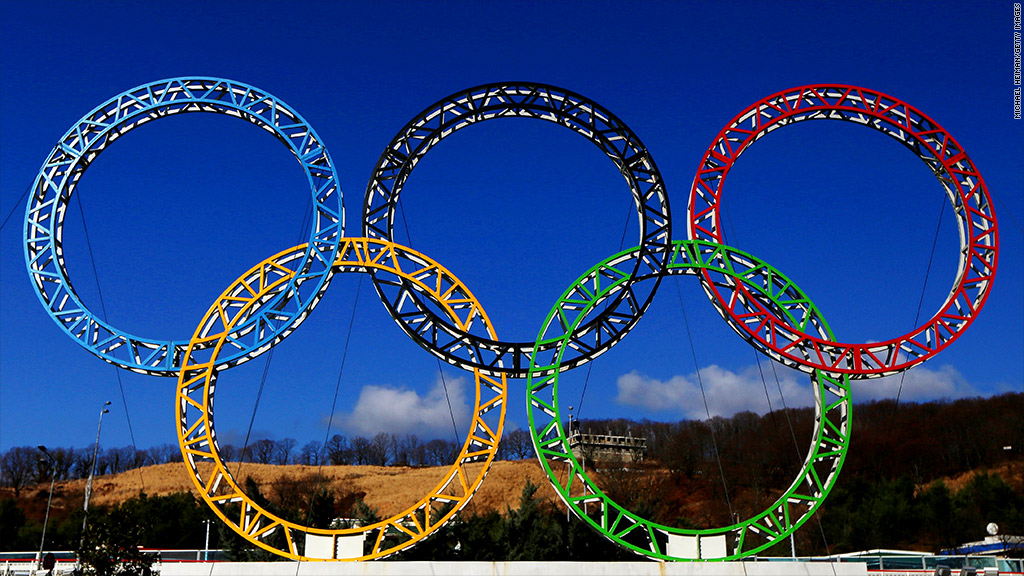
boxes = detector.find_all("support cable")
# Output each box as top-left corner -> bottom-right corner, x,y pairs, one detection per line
298,275 -> 363,569
560,200 -> 635,526
859,197 -> 946,555
234,346 -> 276,477
0,184 -> 32,232
576,198 -> 634,422
720,207 -> 804,461
990,189 -> 1023,236
397,197 -> 461,443
237,191 -> 316,480
886,199 -> 946,439
74,194 -> 146,493
672,276 -> 736,524
722,204 -> 835,569
674,277 -> 748,575
752,352 -> 790,460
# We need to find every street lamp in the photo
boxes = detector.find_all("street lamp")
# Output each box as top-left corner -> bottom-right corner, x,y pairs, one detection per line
37,445 -> 57,570
203,519 -> 214,561
81,401 -> 110,546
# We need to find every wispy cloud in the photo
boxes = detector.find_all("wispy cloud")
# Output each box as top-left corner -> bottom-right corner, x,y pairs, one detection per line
849,363 -> 990,402
615,362 -> 997,418
615,365 -> 811,419
328,376 -> 471,438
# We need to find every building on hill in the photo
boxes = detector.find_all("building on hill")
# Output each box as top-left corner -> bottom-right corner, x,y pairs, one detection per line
567,420 -> 646,465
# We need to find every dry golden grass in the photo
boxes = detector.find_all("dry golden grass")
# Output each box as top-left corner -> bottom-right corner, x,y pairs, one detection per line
11,458 -> 1023,528
928,460 -> 1024,493
26,459 -> 560,518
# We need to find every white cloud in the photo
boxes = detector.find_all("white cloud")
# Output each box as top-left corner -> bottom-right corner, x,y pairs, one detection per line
330,376 -> 471,438
615,362 -> 997,419
615,364 -> 812,419
850,363 -> 984,402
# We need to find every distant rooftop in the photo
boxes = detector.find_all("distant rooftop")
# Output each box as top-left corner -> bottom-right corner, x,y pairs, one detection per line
567,425 -> 647,464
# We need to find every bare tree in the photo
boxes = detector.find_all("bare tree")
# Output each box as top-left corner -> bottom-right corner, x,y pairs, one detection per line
251,439 -> 277,464
49,447 -> 74,480
424,439 -> 458,466
1,446 -> 37,497
395,435 -> 421,466
504,429 -> 534,460
368,433 -> 395,466
298,441 -> 322,466
101,446 -> 136,474
131,448 -> 151,469
408,437 -> 427,467
326,434 -> 350,465
148,443 -> 179,464
219,443 -> 239,462
274,438 -> 297,465
33,446 -> 74,482
71,447 -> 93,479
351,436 -> 371,465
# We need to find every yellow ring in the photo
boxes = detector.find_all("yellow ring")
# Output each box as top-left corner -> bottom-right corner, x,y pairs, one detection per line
176,238 -> 506,560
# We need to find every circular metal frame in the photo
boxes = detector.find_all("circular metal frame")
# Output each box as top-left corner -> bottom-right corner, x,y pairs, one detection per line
528,240 -> 851,561
23,78 -> 997,563
363,82 -> 672,379
687,85 -> 998,377
177,238 -> 506,561
24,77 -> 343,376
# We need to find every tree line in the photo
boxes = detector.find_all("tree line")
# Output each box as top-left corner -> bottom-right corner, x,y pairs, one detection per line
0,429 -> 536,497
562,392 -> 1023,540
2,392 -> 1021,559
0,475 -> 638,565
7,392 -> 1016,497
3,470 -> 1021,561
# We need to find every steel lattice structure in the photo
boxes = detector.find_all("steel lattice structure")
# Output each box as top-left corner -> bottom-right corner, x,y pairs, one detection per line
687,85 -> 998,377
363,83 -> 672,379
177,238 -> 505,560
527,240 -> 849,560
24,78 -> 342,376
24,79 -> 998,562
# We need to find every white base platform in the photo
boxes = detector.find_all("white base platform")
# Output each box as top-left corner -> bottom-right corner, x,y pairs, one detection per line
159,560 -> 865,576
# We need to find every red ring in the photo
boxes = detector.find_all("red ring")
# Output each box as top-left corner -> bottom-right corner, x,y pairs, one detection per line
687,85 -> 998,377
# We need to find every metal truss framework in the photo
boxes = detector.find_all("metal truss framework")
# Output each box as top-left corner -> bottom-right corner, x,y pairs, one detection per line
177,238 -> 506,561
23,79 -> 997,563
528,240 -> 851,561
363,82 -> 672,379
24,77 -> 342,376
687,85 -> 998,377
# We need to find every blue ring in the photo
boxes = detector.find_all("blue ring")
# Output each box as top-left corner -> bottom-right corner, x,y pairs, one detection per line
24,77 -> 343,376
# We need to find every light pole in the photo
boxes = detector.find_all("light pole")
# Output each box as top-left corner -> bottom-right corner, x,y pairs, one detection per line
37,446 -> 57,570
203,519 -> 214,561
566,406 -> 573,524
81,401 -> 110,546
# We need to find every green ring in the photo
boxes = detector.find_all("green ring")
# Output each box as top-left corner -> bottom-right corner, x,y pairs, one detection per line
527,240 -> 851,561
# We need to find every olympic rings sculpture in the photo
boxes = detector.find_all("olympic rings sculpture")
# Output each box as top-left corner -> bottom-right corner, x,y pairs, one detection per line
24,78 -> 997,562
363,83 -> 672,379
24,78 -> 342,376
527,240 -> 850,559
688,86 -> 998,377
177,238 -> 506,559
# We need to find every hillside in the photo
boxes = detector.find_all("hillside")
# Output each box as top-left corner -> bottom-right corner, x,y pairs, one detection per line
7,459 -> 560,521
5,454 -> 1024,558
11,456 -> 1022,524
5,392 -> 1022,556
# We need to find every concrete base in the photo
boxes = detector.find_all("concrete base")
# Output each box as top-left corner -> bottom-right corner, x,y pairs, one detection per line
159,560 -> 865,576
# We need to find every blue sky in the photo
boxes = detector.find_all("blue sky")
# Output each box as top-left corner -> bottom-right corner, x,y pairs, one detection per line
1,0 -> 1021,454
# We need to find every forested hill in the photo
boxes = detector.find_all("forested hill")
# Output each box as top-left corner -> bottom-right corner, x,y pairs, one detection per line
570,391 -> 1024,554
2,392 -> 1022,557
575,391 -> 1024,485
